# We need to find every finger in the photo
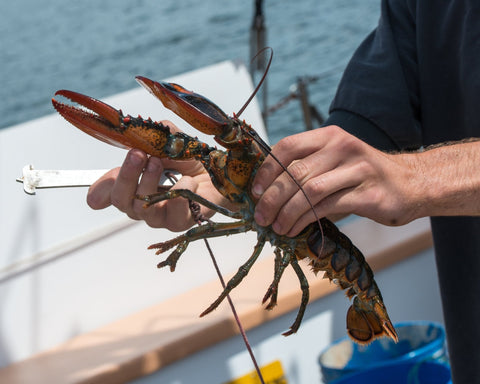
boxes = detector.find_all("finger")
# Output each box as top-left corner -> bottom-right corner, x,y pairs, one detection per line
143,175 -> 198,231
273,165 -> 365,234
254,144 -> 343,226
110,149 -> 148,217
252,129 -> 330,198
131,156 -> 165,220
286,186 -> 357,237
254,162 -> 312,227
87,168 -> 119,209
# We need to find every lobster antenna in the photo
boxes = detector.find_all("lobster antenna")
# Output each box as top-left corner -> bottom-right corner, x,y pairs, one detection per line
236,47 -> 273,118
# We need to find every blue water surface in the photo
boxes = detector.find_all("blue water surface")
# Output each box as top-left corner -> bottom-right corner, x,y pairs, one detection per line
2,0 -> 380,143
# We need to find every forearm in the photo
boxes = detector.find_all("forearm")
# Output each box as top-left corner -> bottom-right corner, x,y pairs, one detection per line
399,139 -> 480,218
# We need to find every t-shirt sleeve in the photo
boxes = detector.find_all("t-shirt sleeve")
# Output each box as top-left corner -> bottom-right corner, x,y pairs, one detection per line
324,110 -> 399,151
327,0 -> 422,151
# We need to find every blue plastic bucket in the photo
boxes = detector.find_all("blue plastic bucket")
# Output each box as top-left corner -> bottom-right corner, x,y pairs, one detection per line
319,321 -> 448,383
329,361 -> 451,384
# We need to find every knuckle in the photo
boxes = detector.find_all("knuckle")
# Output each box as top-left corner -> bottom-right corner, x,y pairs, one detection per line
305,176 -> 327,197
364,188 -> 384,207
275,135 -> 299,153
354,159 -> 377,181
151,199 -> 191,232
259,191 -> 279,211
110,192 -> 125,211
145,215 -> 167,229
323,124 -> 345,139
329,129 -> 361,154
132,200 -> 148,218
257,157 -> 278,179
141,204 -> 167,229
111,190 -> 134,214
144,203 -> 166,226
340,135 -> 359,152
287,160 -> 309,181
276,208 -> 294,232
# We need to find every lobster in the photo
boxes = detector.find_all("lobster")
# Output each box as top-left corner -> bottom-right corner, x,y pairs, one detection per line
51,73 -> 398,344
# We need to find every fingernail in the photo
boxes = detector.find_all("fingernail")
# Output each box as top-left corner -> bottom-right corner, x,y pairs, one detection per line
254,210 -> 265,226
127,149 -> 143,166
252,183 -> 264,197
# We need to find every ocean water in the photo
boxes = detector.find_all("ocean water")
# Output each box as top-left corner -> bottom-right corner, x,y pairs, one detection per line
2,0 -> 380,144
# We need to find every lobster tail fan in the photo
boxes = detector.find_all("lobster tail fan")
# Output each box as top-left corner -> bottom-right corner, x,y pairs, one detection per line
346,297 -> 398,344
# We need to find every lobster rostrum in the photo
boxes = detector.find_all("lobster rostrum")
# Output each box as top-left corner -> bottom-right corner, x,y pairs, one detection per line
52,75 -> 398,344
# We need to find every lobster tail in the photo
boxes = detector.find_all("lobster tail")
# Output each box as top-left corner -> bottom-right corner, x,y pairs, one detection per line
306,218 -> 398,344
347,296 -> 398,344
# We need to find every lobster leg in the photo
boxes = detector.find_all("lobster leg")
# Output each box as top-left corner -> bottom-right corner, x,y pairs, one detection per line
137,189 -> 242,220
262,248 -> 290,310
200,234 -> 267,317
283,256 -> 310,336
150,221 -> 252,271
262,247 -> 310,335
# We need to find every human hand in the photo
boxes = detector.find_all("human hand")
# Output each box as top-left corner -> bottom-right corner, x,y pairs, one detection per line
251,125 -> 423,236
86,121 -> 225,232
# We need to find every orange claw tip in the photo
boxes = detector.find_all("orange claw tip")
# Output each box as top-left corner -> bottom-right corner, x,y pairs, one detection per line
135,76 -> 170,105
52,89 -> 121,127
135,75 -> 155,89
52,90 -> 132,150
136,75 -> 229,136
135,76 -> 166,98
135,76 -> 179,93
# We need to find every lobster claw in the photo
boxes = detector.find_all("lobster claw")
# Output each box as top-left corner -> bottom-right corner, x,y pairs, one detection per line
52,90 -> 173,157
136,76 -> 230,137
52,90 -> 132,150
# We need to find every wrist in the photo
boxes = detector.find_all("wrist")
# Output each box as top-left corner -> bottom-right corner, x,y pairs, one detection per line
399,141 -> 480,218
390,151 -> 431,222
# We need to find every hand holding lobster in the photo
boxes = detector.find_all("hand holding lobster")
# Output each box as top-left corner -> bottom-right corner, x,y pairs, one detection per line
252,125 -> 422,237
87,143 -> 226,232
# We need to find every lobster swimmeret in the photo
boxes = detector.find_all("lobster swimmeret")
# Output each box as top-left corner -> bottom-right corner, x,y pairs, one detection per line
52,76 -> 398,344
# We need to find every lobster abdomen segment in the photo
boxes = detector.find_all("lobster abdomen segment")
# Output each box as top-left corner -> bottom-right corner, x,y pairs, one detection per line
305,219 -> 398,344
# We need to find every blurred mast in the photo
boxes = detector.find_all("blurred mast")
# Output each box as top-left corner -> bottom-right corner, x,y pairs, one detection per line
250,0 -> 268,132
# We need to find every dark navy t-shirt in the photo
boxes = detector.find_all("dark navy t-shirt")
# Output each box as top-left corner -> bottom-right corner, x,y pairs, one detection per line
325,1 -> 480,383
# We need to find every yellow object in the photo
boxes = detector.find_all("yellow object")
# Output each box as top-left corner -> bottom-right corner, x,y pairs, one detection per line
225,360 -> 287,384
